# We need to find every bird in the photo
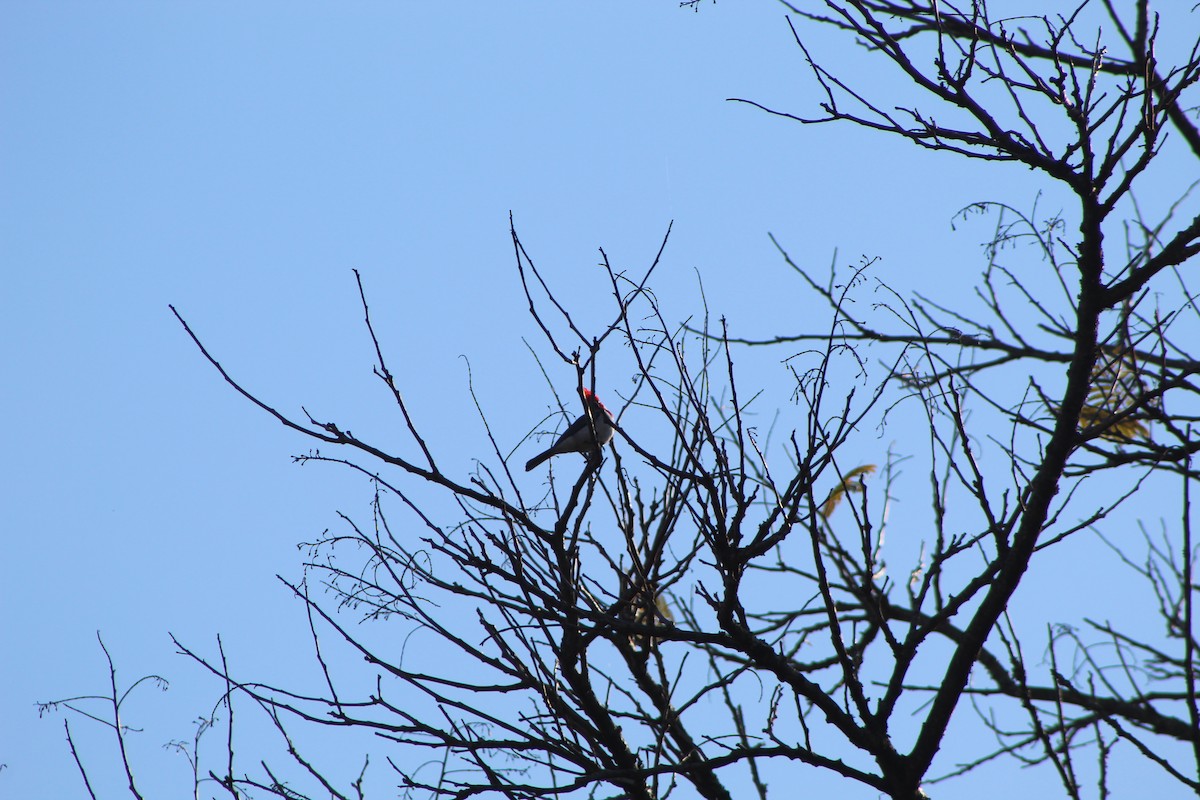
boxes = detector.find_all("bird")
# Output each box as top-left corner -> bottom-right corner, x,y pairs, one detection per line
525,389 -> 615,471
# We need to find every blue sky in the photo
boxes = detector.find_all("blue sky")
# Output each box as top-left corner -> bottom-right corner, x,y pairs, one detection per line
3,3 -> 1196,799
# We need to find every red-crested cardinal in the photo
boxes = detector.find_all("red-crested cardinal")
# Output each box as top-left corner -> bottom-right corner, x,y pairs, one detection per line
525,389 -> 615,472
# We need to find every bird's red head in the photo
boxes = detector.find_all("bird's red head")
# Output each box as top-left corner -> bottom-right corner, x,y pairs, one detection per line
582,388 -> 607,411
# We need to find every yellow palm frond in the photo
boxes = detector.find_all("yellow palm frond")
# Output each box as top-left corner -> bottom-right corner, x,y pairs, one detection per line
1078,345 -> 1153,442
1079,403 -> 1150,442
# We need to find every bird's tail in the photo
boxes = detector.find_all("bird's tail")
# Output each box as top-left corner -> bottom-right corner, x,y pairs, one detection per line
525,449 -> 553,472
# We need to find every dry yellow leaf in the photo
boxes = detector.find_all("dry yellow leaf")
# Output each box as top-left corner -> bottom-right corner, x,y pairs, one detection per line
821,464 -> 878,518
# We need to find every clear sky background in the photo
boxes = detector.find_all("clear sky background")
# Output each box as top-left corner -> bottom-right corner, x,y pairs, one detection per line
2,3 -> 1197,799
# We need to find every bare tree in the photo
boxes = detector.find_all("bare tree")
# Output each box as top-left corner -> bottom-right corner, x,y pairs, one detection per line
44,2 -> 1200,799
